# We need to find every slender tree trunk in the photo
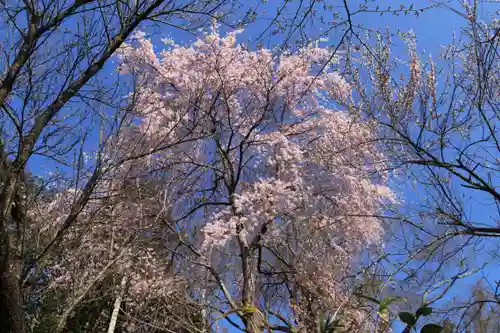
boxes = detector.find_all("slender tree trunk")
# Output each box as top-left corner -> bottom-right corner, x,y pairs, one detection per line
0,270 -> 25,333
238,230 -> 263,333
107,275 -> 128,333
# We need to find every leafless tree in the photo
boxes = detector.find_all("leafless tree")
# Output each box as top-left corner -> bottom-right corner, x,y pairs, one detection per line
0,1 -> 243,332
345,0 -> 498,330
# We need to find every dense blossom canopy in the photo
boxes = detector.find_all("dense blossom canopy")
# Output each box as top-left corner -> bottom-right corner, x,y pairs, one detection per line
34,28 -> 396,332
116,28 -> 395,329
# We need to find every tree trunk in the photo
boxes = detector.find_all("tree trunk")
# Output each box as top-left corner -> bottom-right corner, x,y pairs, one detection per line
0,147 -> 26,333
244,313 -> 264,333
0,182 -> 25,333
237,229 -> 263,333
107,275 -> 128,333
0,270 -> 25,333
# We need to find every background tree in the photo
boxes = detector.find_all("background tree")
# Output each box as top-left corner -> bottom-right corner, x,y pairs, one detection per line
0,0 -> 242,332
344,0 -> 498,331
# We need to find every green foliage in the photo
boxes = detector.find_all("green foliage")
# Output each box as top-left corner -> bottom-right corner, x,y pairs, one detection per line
398,306 -> 443,333
420,324 -> 443,333
399,312 -> 417,327
353,293 -> 446,333
416,307 -> 433,318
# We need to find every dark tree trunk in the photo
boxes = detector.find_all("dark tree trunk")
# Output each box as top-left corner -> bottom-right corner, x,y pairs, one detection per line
0,269 -> 25,333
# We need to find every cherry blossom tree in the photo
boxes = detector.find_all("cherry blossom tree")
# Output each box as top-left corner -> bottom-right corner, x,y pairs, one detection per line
115,26 -> 396,332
